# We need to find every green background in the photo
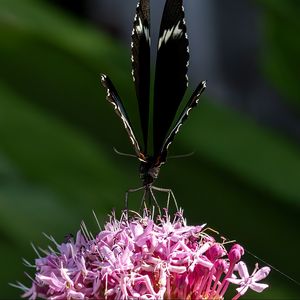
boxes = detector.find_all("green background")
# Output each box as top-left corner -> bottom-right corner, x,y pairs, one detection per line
0,0 -> 299,299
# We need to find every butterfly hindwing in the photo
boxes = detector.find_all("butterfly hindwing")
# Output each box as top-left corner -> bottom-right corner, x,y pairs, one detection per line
100,74 -> 143,158
131,0 -> 150,152
153,0 -> 189,155
158,81 -> 206,164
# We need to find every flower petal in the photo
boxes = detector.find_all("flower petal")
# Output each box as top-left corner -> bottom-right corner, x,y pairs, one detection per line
237,261 -> 249,279
253,266 -> 271,281
250,282 -> 269,293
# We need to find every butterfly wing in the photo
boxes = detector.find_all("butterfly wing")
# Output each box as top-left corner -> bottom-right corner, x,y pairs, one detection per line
153,0 -> 189,155
157,81 -> 206,165
100,74 -> 145,160
131,0 -> 150,152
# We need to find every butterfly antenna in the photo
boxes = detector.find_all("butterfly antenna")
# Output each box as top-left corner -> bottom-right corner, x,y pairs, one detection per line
245,248 -> 300,287
113,147 -> 136,158
168,151 -> 195,159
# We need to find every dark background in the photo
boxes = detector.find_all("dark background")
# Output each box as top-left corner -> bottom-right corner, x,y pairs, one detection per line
0,0 -> 299,298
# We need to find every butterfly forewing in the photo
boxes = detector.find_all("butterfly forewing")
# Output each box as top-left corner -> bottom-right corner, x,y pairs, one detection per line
131,0 -> 150,152
153,0 -> 189,155
100,74 -> 143,159
159,81 -> 206,163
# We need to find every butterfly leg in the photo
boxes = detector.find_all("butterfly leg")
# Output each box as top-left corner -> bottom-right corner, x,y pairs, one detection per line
149,186 -> 162,216
151,186 -> 179,211
139,188 -> 148,212
125,186 -> 145,212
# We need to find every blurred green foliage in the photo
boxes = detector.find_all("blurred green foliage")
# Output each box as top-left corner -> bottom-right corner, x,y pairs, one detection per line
0,0 -> 299,298
259,0 -> 300,107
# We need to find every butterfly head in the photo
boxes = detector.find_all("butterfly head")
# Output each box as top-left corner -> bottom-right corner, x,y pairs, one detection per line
139,157 -> 161,186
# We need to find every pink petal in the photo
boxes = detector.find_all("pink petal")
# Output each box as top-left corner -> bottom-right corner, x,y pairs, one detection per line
130,222 -> 144,238
67,290 -> 85,299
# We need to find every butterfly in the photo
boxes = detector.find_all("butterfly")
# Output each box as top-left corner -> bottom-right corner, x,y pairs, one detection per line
100,0 -> 206,198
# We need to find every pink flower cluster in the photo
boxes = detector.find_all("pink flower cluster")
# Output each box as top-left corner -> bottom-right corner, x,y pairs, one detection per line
17,210 -> 270,299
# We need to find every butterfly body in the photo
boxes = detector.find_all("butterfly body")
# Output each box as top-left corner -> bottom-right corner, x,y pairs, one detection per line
139,154 -> 166,186
100,0 -> 206,191
139,160 -> 158,186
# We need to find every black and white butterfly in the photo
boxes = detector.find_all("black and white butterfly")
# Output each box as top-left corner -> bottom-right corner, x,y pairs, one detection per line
100,0 -> 206,203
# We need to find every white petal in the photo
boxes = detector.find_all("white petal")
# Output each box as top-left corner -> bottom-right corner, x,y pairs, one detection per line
253,266 -> 271,281
168,265 -> 186,273
250,282 -> 269,293
237,261 -> 249,278
236,285 -> 249,295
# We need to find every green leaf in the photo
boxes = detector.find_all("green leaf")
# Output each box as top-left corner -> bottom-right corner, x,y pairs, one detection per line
183,102 -> 300,205
0,81 -> 129,211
